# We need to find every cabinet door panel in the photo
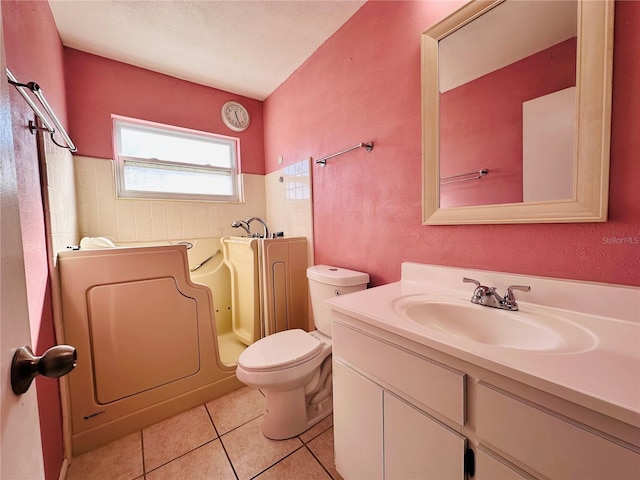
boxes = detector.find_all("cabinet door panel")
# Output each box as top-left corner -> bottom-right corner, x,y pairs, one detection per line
384,392 -> 466,480
333,320 -> 465,425
477,383 -> 640,479
476,447 -> 528,480
333,360 -> 383,479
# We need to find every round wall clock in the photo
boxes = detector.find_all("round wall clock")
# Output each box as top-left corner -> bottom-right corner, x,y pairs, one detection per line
221,101 -> 250,132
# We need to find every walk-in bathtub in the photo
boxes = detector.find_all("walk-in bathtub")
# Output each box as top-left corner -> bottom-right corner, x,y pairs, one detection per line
57,239 -> 245,455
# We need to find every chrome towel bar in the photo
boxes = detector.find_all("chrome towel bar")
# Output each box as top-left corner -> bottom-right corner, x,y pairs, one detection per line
315,142 -> 374,167
440,168 -> 488,184
6,67 -> 77,152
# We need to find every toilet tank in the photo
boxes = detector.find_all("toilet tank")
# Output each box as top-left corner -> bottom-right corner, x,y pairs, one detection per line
307,265 -> 369,337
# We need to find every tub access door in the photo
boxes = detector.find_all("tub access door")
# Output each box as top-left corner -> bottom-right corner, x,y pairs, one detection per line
221,237 -> 261,345
261,237 -> 308,336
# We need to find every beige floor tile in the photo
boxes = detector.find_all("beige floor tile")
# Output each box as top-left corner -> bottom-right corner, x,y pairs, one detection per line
143,405 -> 217,471
145,440 -> 235,480
222,416 -> 303,480
299,414 -> 333,443
255,447 -> 332,480
206,386 -> 264,434
66,431 -> 143,480
307,427 -> 342,480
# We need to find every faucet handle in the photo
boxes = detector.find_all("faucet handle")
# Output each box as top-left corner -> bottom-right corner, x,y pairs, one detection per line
463,277 -> 480,287
463,277 -> 490,303
504,285 -> 531,306
463,277 -> 490,292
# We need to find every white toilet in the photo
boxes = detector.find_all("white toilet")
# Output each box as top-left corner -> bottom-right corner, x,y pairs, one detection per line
236,265 -> 369,439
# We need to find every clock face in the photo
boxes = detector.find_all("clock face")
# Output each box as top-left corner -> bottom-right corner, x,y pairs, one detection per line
222,101 -> 250,132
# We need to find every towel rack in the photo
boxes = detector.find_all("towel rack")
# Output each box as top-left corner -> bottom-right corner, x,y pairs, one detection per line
315,142 -> 374,167
440,169 -> 488,185
6,68 -> 77,152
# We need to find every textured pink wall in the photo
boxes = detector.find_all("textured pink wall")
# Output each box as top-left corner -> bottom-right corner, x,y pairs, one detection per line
2,1 -> 65,478
440,38 -> 576,208
264,0 -> 640,287
64,50 -> 265,174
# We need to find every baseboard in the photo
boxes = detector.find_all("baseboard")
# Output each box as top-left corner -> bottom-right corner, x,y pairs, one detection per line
57,458 -> 69,480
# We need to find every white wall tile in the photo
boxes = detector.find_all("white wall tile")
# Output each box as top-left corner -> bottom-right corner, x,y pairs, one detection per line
73,156 -> 97,172
99,215 -> 119,240
42,144 -> 79,258
75,170 -> 95,188
133,202 -> 152,241
151,202 -> 169,240
181,203 -> 197,239
208,204 -> 224,237
166,203 -> 184,239
195,203 -> 210,238
265,158 -> 314,265
72,157 -> 306,247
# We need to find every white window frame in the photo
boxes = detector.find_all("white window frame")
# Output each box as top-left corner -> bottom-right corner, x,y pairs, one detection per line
113,115 -> 241,202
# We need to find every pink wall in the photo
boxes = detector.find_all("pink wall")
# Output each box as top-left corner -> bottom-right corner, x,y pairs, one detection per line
64,50 -> 265,174
440,38 -> 576,208
264,0 -> 640,287
2,1 -> 65,478
0,5 -> 636,478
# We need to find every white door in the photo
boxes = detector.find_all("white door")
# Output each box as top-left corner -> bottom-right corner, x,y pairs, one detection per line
0,5 -> 46,477
522,86 -> 576,202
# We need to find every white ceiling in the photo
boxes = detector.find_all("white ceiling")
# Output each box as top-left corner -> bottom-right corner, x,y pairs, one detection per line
48,0 -> 366,100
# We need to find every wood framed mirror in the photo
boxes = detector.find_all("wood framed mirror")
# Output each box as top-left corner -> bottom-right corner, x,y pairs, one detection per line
422,0 -> 614,225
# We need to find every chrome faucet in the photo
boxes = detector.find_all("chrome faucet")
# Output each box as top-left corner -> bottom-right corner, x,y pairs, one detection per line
246,217 -> 269,239
231,220 -> 251,236
463,277 -> 530,311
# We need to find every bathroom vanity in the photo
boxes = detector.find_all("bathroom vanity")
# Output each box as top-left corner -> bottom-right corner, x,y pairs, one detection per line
328,263 -> 640,479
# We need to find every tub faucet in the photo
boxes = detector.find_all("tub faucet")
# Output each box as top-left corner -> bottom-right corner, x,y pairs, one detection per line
246,217 -> 269,239
463,277 -> 530,311
231,220 -> 251,236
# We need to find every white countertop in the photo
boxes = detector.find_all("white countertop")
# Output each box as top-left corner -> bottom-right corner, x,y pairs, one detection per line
326,263 -> 640,428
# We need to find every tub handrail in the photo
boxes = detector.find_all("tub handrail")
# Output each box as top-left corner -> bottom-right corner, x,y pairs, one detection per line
190,249 -> 222,272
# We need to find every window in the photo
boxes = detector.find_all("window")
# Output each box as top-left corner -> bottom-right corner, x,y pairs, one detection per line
113,116 -> 240,201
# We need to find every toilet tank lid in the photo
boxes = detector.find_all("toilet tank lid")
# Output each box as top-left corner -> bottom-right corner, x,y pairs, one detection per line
306,265 -> 369,287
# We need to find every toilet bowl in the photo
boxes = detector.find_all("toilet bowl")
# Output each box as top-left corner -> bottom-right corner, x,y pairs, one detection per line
235,265 -> 369,440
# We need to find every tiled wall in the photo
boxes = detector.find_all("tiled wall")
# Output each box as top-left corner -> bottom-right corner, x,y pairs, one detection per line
74,156 -> 267,242
265,158 -> 314,267
43,137 -> 80,259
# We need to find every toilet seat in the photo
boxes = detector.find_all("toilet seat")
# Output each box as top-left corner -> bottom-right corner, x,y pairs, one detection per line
238,329 -> 322,372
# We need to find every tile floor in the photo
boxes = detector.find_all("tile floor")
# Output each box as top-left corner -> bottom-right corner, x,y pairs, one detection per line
66,387 -> 342,480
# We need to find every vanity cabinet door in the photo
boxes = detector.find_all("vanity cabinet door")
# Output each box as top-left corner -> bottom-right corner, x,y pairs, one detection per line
477,383 -> 640,479
333,360 -> 384,479
384,391 -> 467,480
475,447 -> 528,480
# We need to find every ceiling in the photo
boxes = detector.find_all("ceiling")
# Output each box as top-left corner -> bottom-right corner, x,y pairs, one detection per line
48,0 -> 366,101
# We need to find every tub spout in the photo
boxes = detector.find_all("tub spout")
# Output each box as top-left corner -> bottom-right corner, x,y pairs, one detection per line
246,217 -> 269,239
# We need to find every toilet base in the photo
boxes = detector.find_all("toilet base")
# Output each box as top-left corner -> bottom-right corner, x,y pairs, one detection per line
262,387 -> 333,440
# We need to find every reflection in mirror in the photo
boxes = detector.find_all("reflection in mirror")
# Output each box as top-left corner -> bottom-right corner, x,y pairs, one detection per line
422,0 -> 614,224
439,1 -> 577,208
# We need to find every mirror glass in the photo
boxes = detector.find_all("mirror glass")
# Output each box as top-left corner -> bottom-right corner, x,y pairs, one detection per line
422,0 -> 613,224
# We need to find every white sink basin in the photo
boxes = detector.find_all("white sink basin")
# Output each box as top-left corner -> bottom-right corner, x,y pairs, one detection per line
392,295 -> 597,353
